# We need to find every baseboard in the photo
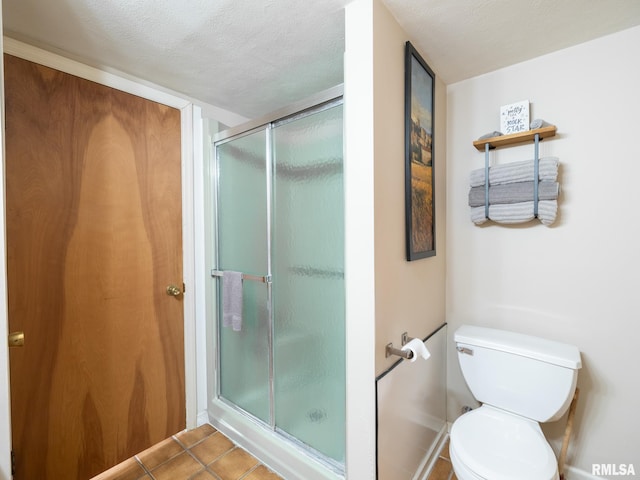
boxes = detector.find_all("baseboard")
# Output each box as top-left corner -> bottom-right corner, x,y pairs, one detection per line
196,410 -> 210,427
415,425 -> 449,480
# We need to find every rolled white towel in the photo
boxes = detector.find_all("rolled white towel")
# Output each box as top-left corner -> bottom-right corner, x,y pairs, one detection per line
470,157 -> 559,187
470,200 -> 557,226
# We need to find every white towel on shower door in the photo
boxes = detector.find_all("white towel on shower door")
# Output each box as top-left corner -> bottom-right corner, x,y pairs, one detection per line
222,271 -> 243,331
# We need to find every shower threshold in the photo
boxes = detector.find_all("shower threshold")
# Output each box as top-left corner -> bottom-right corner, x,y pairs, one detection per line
209,398 -> 344,480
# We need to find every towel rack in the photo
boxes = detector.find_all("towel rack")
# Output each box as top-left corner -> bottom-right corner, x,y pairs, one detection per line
474,125 -> 557,220
471,125 -> 556,151
210,270 -> 272,284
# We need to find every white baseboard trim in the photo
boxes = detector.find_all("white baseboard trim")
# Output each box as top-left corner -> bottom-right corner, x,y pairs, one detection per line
563,465 -> 604,480
415,425 -> 449,480
196,410 -> 210,428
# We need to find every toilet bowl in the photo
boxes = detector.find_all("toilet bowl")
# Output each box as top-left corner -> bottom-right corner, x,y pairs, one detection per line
450,406 -> 558,480
450,325 -> 581,480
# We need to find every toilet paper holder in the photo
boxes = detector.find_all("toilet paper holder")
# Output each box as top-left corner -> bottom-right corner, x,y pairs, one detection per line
385,332 -> 416,359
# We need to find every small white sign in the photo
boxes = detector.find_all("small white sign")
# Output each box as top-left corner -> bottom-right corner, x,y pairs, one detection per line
500,100 -> 530,135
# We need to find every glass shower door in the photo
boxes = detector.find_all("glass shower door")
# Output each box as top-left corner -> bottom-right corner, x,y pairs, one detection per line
272,103 -> 345,464
213,97 -> 345,471
215,128 -> 271,423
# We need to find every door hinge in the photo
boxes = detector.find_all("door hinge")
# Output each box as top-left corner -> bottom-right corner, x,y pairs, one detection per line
11,450 -> 15,475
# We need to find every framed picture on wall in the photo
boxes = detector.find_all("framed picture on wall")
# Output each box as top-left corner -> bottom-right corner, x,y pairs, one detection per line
405,41 -> 436,261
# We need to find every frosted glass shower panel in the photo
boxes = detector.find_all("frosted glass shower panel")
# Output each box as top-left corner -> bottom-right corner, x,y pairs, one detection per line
216,130 -> 268,273
272,104 -> 345,463
216,129 -> 270,423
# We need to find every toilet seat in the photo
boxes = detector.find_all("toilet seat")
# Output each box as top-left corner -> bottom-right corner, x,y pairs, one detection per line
450,406 -> 559,480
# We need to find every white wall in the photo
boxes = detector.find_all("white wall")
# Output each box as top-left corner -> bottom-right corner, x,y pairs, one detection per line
344,1 -> 377,477
446,26 -> 640,473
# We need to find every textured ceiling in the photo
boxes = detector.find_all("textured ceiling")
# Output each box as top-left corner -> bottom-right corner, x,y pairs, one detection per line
387,0 -> 640,86
3,0 -> 640,121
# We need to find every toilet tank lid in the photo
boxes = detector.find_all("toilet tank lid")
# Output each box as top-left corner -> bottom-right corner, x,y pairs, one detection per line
455,325 -> 582,369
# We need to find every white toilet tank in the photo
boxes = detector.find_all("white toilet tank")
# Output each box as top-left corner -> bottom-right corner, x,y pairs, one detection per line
455,325 -> 582,422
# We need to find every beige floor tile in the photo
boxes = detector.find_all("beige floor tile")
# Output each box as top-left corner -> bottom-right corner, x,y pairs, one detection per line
92,423 -> 284,480
191,470 -> 220,480
243,464 -> 283,480
150,451 -> 205,480
208,448 -> 259,480
137,437 -> 184,470
176,424 -> 217,448
91,457 -> 146,480
190,432 -> 235,465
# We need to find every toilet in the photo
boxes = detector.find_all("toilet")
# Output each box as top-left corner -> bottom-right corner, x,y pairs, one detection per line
450,325 -> 582,480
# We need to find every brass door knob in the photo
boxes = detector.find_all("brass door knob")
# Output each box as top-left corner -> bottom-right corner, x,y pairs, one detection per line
166,285 -> 182,297
8,331 -> 24,347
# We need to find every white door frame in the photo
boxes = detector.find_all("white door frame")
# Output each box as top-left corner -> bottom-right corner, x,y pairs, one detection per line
0,37 -> 200,476
0,11 -> 12,477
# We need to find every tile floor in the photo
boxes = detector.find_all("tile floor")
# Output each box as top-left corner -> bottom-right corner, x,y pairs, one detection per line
95,425 -> 454,480
92,424 -> 283,480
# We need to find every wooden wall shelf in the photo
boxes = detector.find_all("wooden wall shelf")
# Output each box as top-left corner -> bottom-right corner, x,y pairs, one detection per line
473,125 -> 557,151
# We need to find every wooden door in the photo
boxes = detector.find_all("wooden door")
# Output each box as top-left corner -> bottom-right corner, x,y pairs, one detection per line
4,54 -> 186,479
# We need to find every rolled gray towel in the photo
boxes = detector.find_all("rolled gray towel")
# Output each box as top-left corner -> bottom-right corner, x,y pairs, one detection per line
468,181 -> 559,207
470,200 -> 558,226
477,131 -> 503,140
470,157 -> 559,187
530,119 -> 549,129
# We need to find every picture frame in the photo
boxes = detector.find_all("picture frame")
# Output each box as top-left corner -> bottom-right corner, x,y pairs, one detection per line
405,41 -> 436,261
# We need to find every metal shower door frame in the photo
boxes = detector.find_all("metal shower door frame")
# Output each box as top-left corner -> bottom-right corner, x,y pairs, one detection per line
210,85 -> 344,436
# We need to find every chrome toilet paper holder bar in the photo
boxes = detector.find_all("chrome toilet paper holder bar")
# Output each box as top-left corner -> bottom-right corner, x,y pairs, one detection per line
385,332 -> 416,359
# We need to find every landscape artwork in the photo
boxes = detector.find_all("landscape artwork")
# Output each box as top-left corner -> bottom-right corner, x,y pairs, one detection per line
405,41 -> 436,260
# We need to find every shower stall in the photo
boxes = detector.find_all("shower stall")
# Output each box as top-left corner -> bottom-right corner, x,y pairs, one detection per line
207,87 -> 345,479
